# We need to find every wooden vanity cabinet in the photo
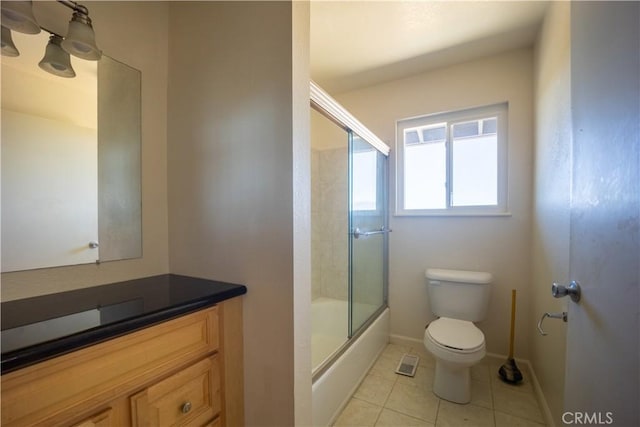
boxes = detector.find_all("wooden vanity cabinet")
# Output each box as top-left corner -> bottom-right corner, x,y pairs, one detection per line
1,297 -> 243,427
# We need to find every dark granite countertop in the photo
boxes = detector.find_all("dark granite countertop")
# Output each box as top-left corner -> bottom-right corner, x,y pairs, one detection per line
1,274 -> 246,374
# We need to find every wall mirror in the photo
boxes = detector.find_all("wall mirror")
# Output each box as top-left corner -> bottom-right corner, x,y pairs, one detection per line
1,31 -> 142,273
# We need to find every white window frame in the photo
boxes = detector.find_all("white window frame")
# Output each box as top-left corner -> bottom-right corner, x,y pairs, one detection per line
395,103 -> 509,216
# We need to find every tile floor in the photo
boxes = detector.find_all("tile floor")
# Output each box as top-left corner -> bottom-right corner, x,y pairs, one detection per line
332,343 -> 546,427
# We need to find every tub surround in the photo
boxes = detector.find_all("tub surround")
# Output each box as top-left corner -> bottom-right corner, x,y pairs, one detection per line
312,308 -> 390,426
1,274 -> 246,373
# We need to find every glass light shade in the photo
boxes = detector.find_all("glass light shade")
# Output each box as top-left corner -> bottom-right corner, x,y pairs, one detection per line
1,0 -> 40,34
61,12 -> 101,60
1,26 -> 19,56
38,34 -> 76,78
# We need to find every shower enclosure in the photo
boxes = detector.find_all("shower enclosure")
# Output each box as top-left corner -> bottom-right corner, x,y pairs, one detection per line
310,82 -> 390,425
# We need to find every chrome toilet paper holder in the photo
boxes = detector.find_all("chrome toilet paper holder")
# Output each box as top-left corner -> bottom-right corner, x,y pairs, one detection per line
537,311 -> 567,336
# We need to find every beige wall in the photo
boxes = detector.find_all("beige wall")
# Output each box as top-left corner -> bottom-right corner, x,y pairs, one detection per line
1,1 -> 170,301
335,48 -> 534,357
3,1 -> 312,423
167,2 -> 310,425
531,2 -> 571,425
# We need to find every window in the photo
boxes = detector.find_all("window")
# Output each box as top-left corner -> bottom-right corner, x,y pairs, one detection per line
396,103 -> 508,215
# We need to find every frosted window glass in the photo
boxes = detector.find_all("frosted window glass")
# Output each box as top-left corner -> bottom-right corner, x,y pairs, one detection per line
451,134 -> 497,206
397,103 -> 506,215
404,142 -> 446,209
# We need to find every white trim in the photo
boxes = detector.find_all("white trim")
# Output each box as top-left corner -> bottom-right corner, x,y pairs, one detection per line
389,334 -> 423,348
393,211 -> 513,218
485,353 -> 556,427
310,80 -> 390,156
395,103 -> 508,216
519,359 -> 556,427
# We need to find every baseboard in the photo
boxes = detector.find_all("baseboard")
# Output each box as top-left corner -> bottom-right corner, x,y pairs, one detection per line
391,335 -> 555,427
522,359 -> 556,427
389,334 -> 423,348
485,352 -> 555,427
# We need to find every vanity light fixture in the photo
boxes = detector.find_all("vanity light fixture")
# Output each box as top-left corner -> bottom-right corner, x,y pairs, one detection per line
1,26 -> 20,57
0,0 -> 101,71
60,7 -> 101,60
38,33 -> 76,78
0,0 -> 40,35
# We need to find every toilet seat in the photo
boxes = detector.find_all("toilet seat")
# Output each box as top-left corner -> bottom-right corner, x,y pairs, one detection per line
426,317 -> 484,353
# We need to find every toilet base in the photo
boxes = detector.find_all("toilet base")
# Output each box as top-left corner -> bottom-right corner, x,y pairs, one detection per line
432,360 -> 471,404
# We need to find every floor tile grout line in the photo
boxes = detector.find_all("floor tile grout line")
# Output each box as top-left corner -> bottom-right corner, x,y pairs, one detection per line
370,400 -> 383,427
490,372 -> 497,427
410,344 -> 442,426
353,347 -> 401,426
433,396 -> 441,426
372,372 -> 398,426
492,403 -> 497,427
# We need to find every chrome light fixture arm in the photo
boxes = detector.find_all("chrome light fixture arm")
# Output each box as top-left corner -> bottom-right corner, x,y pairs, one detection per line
56,0 -> 89,17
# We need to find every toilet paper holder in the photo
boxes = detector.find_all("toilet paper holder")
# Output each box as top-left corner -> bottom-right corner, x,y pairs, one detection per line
537,311 -> 567,336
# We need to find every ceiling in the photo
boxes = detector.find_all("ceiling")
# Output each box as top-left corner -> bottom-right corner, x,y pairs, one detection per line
310,0 -> 549,94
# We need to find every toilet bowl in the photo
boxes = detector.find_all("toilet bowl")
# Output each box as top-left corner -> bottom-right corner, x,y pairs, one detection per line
424,317 -> 486,403
423,268 -> 492,404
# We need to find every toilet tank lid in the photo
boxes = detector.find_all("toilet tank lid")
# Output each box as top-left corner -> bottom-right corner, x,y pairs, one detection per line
425,268 -> 492,284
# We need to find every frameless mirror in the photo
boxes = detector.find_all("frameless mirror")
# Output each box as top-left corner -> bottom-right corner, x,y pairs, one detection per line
1,31 -> 141,273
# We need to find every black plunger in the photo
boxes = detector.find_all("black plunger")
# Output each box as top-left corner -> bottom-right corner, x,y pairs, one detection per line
498,289 -> 523,384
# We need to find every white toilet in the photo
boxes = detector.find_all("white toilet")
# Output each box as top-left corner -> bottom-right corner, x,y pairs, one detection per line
423,268 -> 492,404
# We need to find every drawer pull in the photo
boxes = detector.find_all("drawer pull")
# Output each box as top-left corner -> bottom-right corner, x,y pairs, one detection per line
181,402 -> 192,414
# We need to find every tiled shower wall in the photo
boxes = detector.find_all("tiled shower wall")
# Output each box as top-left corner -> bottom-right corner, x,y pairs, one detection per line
311,147 -> 348,301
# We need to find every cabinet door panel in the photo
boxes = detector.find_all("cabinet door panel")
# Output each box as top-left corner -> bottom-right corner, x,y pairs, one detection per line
131,355 -> 221,427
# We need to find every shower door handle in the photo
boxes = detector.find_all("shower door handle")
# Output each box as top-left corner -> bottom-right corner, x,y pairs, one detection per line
351,227 -> 392,239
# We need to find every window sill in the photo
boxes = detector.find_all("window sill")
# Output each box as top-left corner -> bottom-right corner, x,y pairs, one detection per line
393,211 -> 512,218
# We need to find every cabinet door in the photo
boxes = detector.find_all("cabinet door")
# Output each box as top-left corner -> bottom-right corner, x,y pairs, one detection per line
131,355 -> 221,427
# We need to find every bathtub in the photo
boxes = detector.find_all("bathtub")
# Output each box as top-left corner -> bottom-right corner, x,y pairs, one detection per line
311,297 -> 389,426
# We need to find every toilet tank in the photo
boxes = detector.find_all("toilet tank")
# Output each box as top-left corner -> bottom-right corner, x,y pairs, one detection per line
426,268 -> 492,322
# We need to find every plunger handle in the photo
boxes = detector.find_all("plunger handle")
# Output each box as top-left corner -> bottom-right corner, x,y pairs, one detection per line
508,289 -> 516,358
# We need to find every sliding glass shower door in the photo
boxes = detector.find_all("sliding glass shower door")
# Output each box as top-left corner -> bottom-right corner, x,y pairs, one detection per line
310,81 -> 390,377
349,134 -> 388,336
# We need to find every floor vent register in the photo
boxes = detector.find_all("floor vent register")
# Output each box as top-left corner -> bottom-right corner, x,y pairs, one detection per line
395,353 -> 419,377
